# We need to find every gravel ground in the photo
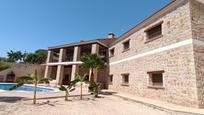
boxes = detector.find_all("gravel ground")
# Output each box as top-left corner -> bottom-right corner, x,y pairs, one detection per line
0,94 -> 198,115
0,86 -> 201,115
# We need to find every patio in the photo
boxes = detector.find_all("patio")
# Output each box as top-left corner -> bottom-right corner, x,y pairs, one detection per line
0,87 -> 200,115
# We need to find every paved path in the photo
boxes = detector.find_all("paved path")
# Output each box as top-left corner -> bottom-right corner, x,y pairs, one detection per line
113,91 -> 204,115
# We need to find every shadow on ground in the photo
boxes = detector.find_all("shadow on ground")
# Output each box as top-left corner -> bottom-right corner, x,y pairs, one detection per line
0,92 -> 116,104
34,94 -> 92,100
100,90 -> 117,95
0,96 -> 25,103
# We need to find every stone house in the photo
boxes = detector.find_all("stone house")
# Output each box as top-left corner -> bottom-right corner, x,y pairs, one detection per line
44,35 -> 116,87
45,0 -> 204,108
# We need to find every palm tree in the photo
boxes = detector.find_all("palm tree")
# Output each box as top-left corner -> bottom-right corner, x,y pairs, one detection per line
81,54 -> 105,82
0,60 -> 10,71
89,81 -> 102,98
10,70 -> 52,104
59,80 -> 77,101
74,73 -> 89,100
7,50 -> 25,63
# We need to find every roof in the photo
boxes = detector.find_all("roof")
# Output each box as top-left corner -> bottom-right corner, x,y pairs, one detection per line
48,38 -> 116,50
109,0 -> 187,46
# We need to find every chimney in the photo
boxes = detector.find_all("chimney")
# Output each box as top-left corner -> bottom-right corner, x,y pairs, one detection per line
108,32 -> 115,39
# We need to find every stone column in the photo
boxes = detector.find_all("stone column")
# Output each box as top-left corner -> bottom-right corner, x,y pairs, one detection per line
47,50 -> 52,63
44,66 -> 51,78
91,44 -> 99,54
58,48 -> 66,63
44,50 -> 52,78
90,44 -> 99,82
56,65 -> 64,85
71,46 -> 81,81
56,48 -> 65,85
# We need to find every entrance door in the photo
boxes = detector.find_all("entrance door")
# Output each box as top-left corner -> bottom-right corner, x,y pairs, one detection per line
62,74 -> 71,85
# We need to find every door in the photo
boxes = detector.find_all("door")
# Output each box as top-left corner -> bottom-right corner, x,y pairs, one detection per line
62,74 -> 71,85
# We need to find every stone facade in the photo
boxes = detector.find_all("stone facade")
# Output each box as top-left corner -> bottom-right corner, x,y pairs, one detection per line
45,0 -> 204,108
191,0 -> 204,108
108,0 -> 204,108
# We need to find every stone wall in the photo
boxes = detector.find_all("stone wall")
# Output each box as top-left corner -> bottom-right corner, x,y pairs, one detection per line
98,67 -> 109,88
0,64 -> 45,82
108,0 -> 202,107
191,0 -> 204,41
193,45 -> 204,108
79,67 -> 109,88
191,0 -> 204,108
109,45 -> 198,107
109,0 -> 192,63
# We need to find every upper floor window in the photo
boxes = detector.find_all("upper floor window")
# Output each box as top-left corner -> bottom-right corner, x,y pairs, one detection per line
145,22 -> 163,40
110,48 -> 115,57
122,40 -> 130,52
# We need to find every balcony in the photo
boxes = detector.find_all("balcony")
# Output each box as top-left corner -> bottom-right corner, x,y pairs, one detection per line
48,43 -> 109,65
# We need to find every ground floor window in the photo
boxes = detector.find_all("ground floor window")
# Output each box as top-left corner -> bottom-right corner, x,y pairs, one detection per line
121,73 -> 129,86
147,70 -> 164,89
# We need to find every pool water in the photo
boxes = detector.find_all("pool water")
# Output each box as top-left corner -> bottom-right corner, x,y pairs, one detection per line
0,83 -> 55,92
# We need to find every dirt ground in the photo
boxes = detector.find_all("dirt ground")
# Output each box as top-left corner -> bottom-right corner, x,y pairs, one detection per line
0,87 -> 198,115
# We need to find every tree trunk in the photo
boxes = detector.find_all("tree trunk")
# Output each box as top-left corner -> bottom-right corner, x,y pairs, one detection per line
80,82 -> 82,100
95,90 -> 98,98
65,91 -> 68,101
90,68 -> 94,82
33,82 -> 37,104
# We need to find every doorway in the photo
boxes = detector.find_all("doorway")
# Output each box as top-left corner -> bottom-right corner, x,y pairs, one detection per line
62,74 -> 71,85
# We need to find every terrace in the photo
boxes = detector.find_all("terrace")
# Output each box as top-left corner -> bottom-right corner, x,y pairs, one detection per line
44,42 -> 109,85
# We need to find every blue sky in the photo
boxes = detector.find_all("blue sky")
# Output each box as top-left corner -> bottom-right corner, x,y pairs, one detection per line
0,0 -> 171,57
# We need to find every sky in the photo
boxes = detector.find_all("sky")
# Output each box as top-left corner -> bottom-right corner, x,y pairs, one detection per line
0,0 -> 171,57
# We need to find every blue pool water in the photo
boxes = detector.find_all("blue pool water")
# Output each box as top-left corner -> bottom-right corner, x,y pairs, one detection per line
0,83 -> 55,92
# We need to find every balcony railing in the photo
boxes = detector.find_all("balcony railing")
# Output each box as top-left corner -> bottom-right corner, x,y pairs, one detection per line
64,57 -> 74,62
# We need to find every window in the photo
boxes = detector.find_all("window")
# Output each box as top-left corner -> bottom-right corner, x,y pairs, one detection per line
121,74 -> 129,86
110,48 -> 115,57
122,40 -> 130,52
109,75 -> 113,84
147,70 -> 164,89
146,22 -> 163,40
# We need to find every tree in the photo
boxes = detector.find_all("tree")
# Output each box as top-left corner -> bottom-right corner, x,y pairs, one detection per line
35,49 -> 47,64
0,57 -> 7,62
6,49 -> 47,64
89,81 -> 102,98
74,73 -> 89,100
24,53 -> 38,64
59,81 -> 77,101
24,49 -> 47,64
0,59 -> 10,72
81,54 -> 105,82
7,50 -> 25,63
10,70 -> 52,104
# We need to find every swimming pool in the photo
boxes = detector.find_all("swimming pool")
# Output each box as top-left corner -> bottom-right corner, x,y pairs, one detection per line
0,83 -> 56,92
